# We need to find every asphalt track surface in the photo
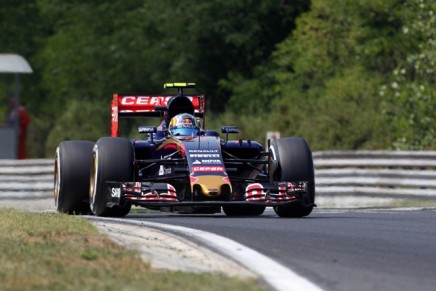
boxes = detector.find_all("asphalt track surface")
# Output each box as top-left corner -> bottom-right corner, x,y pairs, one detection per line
127,208 -> 436,291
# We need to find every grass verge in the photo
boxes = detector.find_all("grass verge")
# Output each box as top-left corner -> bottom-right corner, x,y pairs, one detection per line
0,208 -> 263,291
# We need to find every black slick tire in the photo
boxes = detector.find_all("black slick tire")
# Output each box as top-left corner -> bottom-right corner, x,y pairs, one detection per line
90,137 -> 133,217
54,141 -> 94,214
270,137 -> 315,217
222,205 -> 266,216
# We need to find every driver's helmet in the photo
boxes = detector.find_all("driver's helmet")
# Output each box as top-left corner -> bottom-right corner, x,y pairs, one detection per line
168,113 -> 198,136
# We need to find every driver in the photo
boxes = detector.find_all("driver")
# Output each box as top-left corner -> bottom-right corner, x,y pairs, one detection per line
168,113 -> 198,136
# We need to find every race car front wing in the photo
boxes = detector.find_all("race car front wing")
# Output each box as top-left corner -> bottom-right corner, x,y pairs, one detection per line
105,181 -> 312,208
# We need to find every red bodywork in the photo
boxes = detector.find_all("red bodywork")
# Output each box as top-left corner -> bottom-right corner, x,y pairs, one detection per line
111,94 -> 205,137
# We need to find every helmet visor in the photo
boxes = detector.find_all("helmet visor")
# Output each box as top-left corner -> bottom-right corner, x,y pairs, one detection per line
172,127 -> 198,136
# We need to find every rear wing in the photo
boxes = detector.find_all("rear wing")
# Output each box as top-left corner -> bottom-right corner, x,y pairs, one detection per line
111,94 -> 205,137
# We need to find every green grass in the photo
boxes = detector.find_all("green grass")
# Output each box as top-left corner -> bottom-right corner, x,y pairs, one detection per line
0,208 -> 263,291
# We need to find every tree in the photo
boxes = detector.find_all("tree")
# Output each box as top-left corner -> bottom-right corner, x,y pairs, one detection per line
381,0 -> 435,149
222,0 -> 434,150
0,0 -> 49,156
35,0 -> 309,155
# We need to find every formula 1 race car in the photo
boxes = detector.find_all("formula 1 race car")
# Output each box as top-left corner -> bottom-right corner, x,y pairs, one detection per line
54,83 -> 316,217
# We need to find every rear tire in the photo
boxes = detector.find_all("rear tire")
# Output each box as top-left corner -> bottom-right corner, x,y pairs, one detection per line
54,141 -> 94,214
90,137 -> 133,217
222,205 -> 266,216
270,137 -> 315,218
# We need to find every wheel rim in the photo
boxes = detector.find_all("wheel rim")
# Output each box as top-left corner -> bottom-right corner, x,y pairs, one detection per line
54,147 -> 61,208
89,147 -> 99,211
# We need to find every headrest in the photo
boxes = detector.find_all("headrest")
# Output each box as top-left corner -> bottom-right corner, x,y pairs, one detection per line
167,95 -> 194,120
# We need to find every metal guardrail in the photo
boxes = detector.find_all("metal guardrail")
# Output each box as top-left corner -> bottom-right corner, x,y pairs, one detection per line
1,151 -> 435,199
0,159 -> 53,198
314,151 -> 436,198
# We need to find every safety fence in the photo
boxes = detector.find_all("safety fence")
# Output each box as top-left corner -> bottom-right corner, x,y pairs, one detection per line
1,151 -> 435,199
314,151 -> 436,198
0,159 -> 53,198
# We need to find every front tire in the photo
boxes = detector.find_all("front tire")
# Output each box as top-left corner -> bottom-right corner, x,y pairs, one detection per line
90,137 -> 133,217
54,141 -> 94,214
270,137 -> 315,217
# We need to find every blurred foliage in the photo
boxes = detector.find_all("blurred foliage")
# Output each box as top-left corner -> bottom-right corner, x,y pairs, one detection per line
380,0 -> 435,149
0,0 -> 434,157
221,0 -> 435,150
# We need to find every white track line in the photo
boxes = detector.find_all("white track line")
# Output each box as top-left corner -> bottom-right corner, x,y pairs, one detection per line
87,217 -> 324,291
